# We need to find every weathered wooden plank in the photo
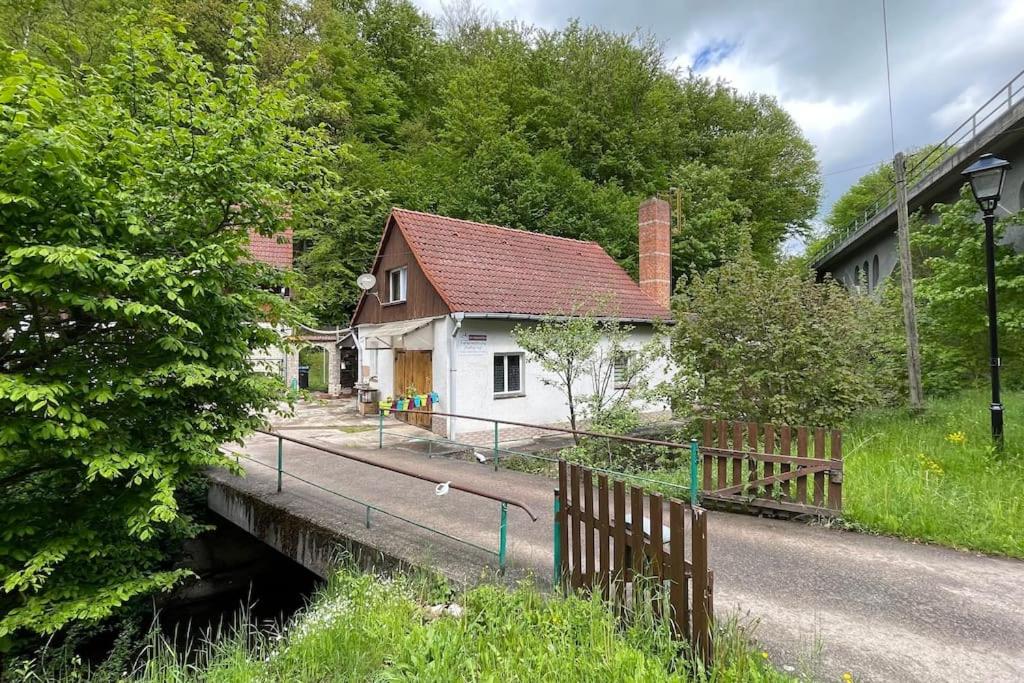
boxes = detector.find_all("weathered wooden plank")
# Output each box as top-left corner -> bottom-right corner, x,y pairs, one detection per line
716,420 -> 727,489
702,419 -> 713,492
764,424 -> 776,498
796,427 -> 809,504
829,430 -> 843,511
700,492 -> 839,517
731,421 -> 743,486
583,468 -> 595,588
707,462 -> 831,497
557,460 -> 569,590
746,421 -> 759,492
597,474 -> 610,596
648,492 -> 664,620
691,507 -> 711,664
570,464 -> 582,589
613,479 -> 626,608
630,486 -> 645,583
813,427 -> 826,507
668,499 -> 688,640
779,425 -> 791,500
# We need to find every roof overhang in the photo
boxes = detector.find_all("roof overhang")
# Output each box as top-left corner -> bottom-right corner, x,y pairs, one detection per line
457,312 -> 673,325
355,316 -> 440,348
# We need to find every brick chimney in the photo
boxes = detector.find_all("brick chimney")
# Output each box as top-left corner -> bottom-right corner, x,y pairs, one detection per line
638,197 -> 671,309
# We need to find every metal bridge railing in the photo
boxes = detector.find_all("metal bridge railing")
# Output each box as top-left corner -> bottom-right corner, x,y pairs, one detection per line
377,409 -> 701,506
812,66 -> 1024,265
221,428 -> 538,572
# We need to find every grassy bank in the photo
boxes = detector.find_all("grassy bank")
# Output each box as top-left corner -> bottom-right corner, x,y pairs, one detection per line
13,569 -> 791,682
842,388 -> 1024,557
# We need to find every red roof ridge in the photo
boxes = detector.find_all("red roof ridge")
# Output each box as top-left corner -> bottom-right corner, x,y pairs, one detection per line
390,207 -> 601,248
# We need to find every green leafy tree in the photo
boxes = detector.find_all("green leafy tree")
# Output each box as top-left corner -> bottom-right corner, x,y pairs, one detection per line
670,249 -> 903,426
808,145 -> 948,258
0,9 -> 337,637
512,309 -> 663,441
907,187 -> 1024,394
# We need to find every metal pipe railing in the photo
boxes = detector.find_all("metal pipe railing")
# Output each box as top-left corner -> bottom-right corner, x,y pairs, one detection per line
812,67 -> 1024,265
392,408 -> 693,451
255,427 -> 537,521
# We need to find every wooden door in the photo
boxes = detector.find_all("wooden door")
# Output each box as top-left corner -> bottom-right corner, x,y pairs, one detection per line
394,350 -> 432,428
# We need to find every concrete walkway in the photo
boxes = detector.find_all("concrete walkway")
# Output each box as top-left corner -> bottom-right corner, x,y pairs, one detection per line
221,408 -> 1024,682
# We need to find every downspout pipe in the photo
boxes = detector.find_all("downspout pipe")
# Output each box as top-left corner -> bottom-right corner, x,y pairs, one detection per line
448,312 -> 464,440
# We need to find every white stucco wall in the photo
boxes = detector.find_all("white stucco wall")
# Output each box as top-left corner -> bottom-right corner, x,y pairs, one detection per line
448,318 -> 671,439
356,316 -> 673,439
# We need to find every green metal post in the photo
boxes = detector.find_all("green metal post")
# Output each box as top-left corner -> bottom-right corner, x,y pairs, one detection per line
378,410 -> 383,449
689,438 -> 699,505
498,502 -> 508,572
365,505 -> 371,529
493,421 -> 500,471
552,490 -> 561,587
276,436 -> 283,493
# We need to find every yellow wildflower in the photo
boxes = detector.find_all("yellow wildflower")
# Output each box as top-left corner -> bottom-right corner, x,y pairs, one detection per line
945,431 -> 966,445
761,651 -> 769,659
916,453 -> 944,476
842,673 -> 854,682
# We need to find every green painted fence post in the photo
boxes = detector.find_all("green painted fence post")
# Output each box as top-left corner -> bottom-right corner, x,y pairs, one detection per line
498,502 -> 508,572
552,490 -> 561,587
690,438 -> 699,506
378,410 -> 383,449
276,435 -> 283,493
493,421 -> 500,471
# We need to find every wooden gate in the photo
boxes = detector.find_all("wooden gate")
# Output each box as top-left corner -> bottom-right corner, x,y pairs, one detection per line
700,419 -> 843,517
394,350 -> 432,428
556,461 -> 713,663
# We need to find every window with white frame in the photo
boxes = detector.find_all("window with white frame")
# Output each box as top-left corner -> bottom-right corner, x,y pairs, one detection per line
493,353 -> 524,396
613,351 -> 635,389
387,266 -> 407,303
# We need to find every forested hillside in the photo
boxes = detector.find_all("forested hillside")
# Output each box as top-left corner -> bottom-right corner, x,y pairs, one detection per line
3,0 -> 820,324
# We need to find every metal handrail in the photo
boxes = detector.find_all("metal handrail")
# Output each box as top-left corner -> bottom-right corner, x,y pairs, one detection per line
812,67 -> 1024,264
254,427 -> 537,521
394,409 -> 692,451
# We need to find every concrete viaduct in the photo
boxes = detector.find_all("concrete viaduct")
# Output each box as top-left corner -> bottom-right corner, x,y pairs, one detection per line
812,69 -> 1024,288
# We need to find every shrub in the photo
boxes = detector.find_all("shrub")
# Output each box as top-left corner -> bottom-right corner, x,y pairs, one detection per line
670,248 -> 903,426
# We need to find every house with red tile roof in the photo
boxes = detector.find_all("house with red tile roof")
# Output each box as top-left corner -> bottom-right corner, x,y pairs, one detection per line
351,199 -> 674,439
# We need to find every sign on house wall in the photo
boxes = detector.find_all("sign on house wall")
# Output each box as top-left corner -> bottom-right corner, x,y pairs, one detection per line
457,333 -> 487,356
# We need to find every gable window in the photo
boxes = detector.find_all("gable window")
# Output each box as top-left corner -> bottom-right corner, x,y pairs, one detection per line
387,266 -> 407,303
613,351 -> 635,389
493,353 -> 524,396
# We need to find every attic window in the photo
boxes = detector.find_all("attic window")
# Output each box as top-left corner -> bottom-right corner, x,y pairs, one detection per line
387,267 -> 408,304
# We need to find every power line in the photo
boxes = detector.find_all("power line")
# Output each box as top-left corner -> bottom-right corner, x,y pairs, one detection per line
822,159 -> 887,178
881,0 -> 897,156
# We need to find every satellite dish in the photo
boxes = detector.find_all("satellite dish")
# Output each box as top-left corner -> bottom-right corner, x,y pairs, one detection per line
356,273 -> 377,291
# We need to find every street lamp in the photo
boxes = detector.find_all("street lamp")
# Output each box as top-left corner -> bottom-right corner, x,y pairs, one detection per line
962,153 -> 1011,448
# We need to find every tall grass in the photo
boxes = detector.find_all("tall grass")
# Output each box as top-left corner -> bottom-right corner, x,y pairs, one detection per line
14,568 -> 793,682
842,388 -> 1024,557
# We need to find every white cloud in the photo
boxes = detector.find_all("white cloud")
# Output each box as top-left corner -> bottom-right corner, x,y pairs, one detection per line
412,0 -> 1024,219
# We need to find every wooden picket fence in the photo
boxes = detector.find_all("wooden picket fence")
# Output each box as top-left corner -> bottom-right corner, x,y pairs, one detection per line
556,461 -> 714,663
700,418 -> 843,517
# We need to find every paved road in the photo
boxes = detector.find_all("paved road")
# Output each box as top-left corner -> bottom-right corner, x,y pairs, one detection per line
222,416 -> 1024,682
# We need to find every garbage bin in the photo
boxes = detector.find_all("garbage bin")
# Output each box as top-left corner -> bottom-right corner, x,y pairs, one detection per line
298,365 -> 310,389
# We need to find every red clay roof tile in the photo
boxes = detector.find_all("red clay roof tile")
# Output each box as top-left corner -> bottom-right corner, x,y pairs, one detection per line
246,228 -> 293,269
390,209 -> 671,321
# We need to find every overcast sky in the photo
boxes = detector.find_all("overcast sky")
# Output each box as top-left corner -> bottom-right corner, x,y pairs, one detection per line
413,0 -> 1024,246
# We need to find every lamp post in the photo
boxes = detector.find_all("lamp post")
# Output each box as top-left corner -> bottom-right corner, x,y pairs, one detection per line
962,153 -> 1011,449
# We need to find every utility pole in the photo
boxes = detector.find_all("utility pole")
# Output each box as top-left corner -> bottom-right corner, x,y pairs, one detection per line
894,151 -> 924,411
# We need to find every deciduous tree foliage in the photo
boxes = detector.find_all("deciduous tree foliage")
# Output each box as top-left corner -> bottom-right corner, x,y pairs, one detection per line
670,249 -> 903,426
906,188 -> 1024,394
0,11 -> 337,636
2,1 -> 822,325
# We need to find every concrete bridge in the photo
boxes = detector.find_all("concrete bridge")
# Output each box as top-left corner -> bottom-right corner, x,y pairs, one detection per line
812,68 -> 1024,289
208,401 -> 1024,682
